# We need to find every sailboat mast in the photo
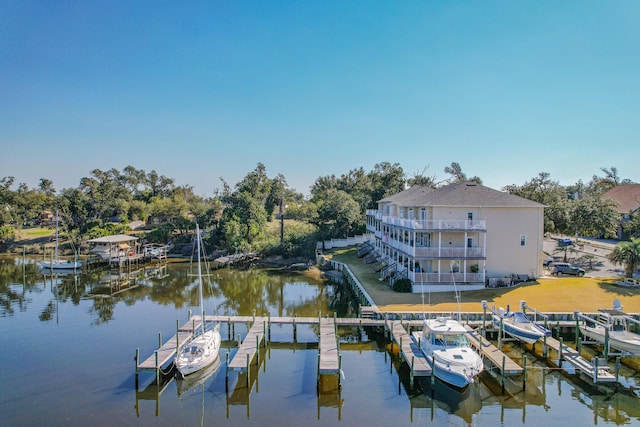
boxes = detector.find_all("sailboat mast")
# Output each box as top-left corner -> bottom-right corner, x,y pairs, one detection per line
196,223 -> 205,335
54,210 -> 59,260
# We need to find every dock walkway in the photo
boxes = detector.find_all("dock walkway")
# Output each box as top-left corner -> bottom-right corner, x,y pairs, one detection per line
465,325 -> 523,375
228,319 -> 265,371
544,336 -> 616,382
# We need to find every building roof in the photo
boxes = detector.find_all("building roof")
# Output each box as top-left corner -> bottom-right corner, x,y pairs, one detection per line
87,234 -> 139,244
602,184 -> 640,214
378,185 -> 434,204
382,182 -> 544,208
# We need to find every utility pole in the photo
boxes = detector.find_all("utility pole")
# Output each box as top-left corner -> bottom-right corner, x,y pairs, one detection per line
280,196 -> 284,246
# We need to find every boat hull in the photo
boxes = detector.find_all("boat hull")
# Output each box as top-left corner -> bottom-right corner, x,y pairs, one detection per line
176,324 -> 222,376
38,260 -> 82,270
579,325 -> 640,355
493,312 -> 550,345
418,318 -> 484,390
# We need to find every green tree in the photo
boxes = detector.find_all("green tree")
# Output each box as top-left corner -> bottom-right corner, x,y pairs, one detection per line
504,172 -> 571,233
624,211 -> 640,238
369,162 -> 405,207
608,237 -> 640,277
311,188 -> 362,241
569,195 -> 620,238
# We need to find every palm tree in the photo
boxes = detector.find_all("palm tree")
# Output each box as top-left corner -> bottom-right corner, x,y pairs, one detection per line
608,237 -> 640,277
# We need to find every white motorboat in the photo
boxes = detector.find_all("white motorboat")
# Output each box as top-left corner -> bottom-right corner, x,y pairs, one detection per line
493,307 -> 551,345
175,223 -> 221,377
38,211 -> 82,271
578,306 -> 640,356
417,317 -> 484,389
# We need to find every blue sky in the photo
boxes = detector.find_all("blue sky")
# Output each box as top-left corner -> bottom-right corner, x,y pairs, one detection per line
1,1 -> 639,197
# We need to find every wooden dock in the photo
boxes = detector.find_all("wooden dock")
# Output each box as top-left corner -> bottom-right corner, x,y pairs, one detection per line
136,316 -> 204,373
228,319 -> 265,371
135,313 -> 620,391
388,321 -> 431,376
465,325 -> 523,375
544,336 -> 616,382
318,318 -> 339,374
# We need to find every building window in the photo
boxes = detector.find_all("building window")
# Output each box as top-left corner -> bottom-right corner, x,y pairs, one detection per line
520,235 -> 526,247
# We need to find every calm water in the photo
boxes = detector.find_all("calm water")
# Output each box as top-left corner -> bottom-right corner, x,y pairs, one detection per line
1,256 -> 640,427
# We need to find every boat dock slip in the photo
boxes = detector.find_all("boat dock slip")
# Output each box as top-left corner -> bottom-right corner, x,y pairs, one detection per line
137,315 -> 205,373
544,336 -> 616,382
318,318 -> 339,374
228,319 -> 265,372
464,325 -> 523,375
389,322 -> 431,376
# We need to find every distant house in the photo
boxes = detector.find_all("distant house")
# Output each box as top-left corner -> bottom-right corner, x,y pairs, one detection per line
602,184 -> 640,240
365,181 -> 545,293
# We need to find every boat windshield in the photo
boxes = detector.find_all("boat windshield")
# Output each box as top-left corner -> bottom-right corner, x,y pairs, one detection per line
432,332 -> 470,347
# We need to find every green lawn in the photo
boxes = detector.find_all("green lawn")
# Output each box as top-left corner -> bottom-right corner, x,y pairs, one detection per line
327,247 -> 640,313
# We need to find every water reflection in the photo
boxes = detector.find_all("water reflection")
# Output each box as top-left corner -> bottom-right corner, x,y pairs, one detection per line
0,256 -> 349,325
2,255 -> 640,426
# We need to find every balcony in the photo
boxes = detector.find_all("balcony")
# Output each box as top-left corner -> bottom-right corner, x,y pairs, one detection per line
414,246 -> 485,259
378,216 -> 486,232
410,271 -> 485,284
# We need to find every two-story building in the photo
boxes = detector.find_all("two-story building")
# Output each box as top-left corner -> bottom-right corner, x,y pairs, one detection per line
365,181 -> 545,292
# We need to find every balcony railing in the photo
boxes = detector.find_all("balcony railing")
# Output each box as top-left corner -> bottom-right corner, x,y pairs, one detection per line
410,272 -> 485,283
367,212 -> 486,232
414,246 -> 485,258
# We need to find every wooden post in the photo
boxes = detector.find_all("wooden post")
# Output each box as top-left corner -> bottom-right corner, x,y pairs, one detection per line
227,317 -> 231,339
410,356 -> 414,387
225,351 -> 229,392
482,303 -> 487,331
176,319 -> 179,352
158,332 -> 162,349
246,353 -> 250,387
498,317 -> 503,350
256,334 -> 260,364
615,356 -> 621,383
522,355 -> 527,391
575,313 -> 581,354
501,355 -> 506,390
316,353 -> 320,393
154,350 -> 159,384
268,312 -> 271,342
594,357 -> 599,383
543,319 -> 549,358
604,328 -> 610,359
559,337 -> 564,368
338,353 -> 342,388
293,314 -> 297,343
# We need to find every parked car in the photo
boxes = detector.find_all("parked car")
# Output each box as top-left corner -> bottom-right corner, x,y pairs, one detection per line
557,238 -> 573,246
551,262 -> 585,276
542,253 -> 554,267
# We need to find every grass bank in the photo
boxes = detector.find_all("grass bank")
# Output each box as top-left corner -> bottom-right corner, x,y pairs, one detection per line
327,248 -> 640,314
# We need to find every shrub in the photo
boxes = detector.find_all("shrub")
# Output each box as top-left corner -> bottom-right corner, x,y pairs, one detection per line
392,278 -> 412,293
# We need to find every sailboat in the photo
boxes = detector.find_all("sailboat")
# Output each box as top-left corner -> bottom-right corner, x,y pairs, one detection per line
175,223 -> 221,377
416,263 -> 483,390
38,211 -> 82,271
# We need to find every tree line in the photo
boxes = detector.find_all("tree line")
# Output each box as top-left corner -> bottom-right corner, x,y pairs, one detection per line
0,162 -> 638,261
